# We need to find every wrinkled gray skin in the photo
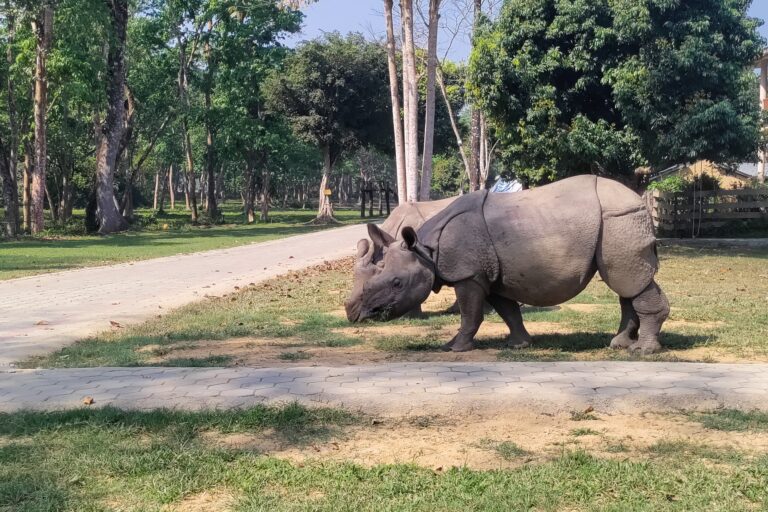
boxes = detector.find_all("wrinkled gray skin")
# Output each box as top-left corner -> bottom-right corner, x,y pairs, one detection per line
344,197 -> 457,322
349,176 -> 669,355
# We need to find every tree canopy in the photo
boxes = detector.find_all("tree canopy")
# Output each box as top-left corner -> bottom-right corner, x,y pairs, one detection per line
469,0 -> 766,185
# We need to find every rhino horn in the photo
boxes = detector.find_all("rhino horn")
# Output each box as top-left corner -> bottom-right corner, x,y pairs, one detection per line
356,238 -> 375,266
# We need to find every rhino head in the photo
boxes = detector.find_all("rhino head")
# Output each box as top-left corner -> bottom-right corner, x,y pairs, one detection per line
345,224 -> 435,322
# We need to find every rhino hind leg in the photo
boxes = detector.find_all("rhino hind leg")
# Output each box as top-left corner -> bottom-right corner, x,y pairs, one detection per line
626,280 -> 669,355
487,295 -> 532,349
442,279 -> 486,352
610,297 -> 640,349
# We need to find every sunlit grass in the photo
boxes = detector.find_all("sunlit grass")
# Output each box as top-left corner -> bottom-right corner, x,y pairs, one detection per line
0,204 -> 371,280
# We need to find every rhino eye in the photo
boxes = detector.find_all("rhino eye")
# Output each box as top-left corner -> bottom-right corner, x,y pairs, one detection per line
393,277 -> 402,289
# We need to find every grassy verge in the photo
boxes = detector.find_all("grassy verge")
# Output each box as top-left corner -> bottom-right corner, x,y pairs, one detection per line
0,205 -> 370,281
20,246 -> 768,368
1,405 -> 767,511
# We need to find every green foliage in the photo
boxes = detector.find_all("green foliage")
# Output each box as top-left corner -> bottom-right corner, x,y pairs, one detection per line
648,173 -> 720,193
647,176 -> 687,193
264,32 -> 391,162
470,0 -> 765,184
431,154 -> 465,196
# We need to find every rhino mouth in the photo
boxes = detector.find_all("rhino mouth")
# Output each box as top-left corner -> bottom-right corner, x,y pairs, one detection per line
359,304 -> 394,322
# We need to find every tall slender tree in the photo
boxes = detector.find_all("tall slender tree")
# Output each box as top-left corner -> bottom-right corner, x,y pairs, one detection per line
30,4 -> 53,233
468,0 -> 482,191
400,0 -> 419,201
93,0 -> 129,233
0,0 -> 20,236
383,0 -> 406,204
419,0 -> 440,200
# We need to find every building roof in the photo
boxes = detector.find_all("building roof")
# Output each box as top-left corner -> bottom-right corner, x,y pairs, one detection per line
735,162 -> 758,178
756,48 -> 768,67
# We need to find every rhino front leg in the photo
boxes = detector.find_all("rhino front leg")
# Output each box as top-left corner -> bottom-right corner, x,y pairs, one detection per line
487,295 -> 532,349
442,279 -> 486,352
610,297 -> 640,349
628,280 -> 669,355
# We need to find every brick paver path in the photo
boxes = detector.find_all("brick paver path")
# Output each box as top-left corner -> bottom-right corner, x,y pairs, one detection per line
2,362 -> 766,415
0,224 -> 367,366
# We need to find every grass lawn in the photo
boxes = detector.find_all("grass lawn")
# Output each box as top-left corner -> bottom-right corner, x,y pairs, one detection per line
21,245 -> 768,368
1,404 -> 767,511
0,205 -> 371,281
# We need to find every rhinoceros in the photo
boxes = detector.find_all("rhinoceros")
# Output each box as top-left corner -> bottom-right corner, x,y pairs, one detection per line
344,196 -> 458,320
346,175 -> 669,355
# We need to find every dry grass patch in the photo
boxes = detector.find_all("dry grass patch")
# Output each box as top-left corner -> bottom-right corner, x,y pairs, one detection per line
22,245 -> 768,368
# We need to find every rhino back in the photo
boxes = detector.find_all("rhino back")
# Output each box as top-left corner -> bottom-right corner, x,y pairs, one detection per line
483,175 -> 602,306
380,196 -> 458,238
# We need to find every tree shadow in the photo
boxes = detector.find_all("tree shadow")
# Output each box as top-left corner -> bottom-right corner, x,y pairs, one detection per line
0,404 -> 356,447
474,331 -> 707,353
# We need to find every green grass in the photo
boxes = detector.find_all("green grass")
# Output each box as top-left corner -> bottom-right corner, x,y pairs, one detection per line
646,440 -> 744,464
19,246 -> 768,368
2,406 -> 768,511
688,409 -> 768,432
278,351 -> 313,361
477,439 -> 529,461
0,204 -> 371,280
570,411 -> 599,422
571,428 -> 600,437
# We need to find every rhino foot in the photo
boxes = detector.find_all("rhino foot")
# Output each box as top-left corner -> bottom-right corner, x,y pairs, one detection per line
609,333 -> 634,350
450,339 -> 476,352
442,335 -> 475,352
628,340 -> 662,355
507,339 -> 531,350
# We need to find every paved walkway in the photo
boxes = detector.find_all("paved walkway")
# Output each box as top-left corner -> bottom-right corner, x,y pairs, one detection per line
2,362 -> 766,415
0,224 -> 367,366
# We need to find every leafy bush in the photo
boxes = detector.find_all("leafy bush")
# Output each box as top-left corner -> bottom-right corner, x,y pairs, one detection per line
647,173 -> 721,194
647,176 -> 686,193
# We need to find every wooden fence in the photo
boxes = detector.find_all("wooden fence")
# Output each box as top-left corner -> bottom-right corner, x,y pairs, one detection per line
648,188 -> 768,237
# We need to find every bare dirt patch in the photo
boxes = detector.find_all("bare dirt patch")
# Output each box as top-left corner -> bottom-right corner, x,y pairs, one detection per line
202,409 -> 768,471
163,488 -> 237,512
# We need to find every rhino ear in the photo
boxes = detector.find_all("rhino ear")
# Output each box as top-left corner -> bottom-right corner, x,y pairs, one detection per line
401,226 -> 419,250
367,223 -> 395,249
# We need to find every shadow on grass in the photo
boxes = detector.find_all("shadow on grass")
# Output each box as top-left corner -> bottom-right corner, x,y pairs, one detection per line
0,403 -> 358,442
377,330 -> 709,358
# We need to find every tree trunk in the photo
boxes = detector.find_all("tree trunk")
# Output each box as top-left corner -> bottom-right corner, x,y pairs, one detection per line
468,0 -> 482,191
437,67 -> 471,180
0,152 -> 18,237
31,6 -> 53,234
1,3 -> 19,236
44,182 -> 58,224
157,165 -> 169,213
93,0 -> 129,234
419,0 -> 440,201
243,156 -> 256,223
22,138 -> 32,232
178,37 -> 198,222
153,169 -> 161,210
59,172 -> 73,223
316,145 -> 336,222
400,0 -> 419,202
168,163 -> 175,209
384,0 -> 407,205
260,167 -> 270,222
203,20 -> 217,220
